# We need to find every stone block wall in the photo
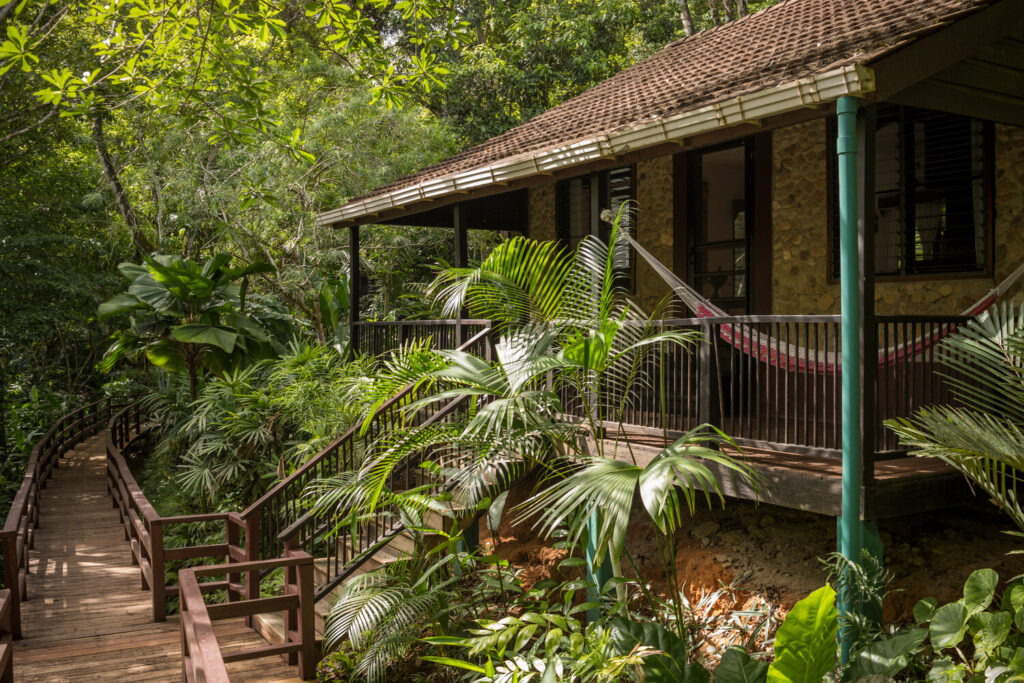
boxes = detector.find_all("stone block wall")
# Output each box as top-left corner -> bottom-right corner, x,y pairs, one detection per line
525,159 -> 677,313
527,185 -> 556,242
771,120 -> 1024,315
634,156 -> 675,312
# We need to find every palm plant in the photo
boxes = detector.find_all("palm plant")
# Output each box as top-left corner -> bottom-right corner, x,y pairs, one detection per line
315,211 -> 759,632
887,303 -> 1024,534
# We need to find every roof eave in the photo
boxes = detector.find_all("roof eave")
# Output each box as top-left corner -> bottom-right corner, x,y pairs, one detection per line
316,63 -> 876,229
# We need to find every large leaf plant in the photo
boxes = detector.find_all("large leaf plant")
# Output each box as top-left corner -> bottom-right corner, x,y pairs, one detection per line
98,253 -> 278,398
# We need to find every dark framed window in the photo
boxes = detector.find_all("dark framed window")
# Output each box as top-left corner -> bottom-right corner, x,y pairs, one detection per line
828,104 -> 992,278
556,166 -> 636,287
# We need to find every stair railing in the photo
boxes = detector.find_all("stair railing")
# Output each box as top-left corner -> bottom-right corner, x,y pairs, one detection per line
237,324 -> 492,600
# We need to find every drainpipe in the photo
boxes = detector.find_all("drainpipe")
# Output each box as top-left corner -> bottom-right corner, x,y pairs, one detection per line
836,96 -> 862,663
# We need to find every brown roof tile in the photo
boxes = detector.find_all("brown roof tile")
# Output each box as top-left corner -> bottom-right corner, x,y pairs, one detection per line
346,0 -> 992,205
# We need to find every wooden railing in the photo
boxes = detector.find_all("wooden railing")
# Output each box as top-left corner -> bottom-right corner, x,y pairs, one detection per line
179,552 -> 315,682
0,397 -> 116,638
239,324 -> 492,602
0,589 -> 13,682
106,403 -> 254,622
354,319 -> 489,358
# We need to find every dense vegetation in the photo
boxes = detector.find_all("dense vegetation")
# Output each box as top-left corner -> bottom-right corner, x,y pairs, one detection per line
2,0 -> 1021,681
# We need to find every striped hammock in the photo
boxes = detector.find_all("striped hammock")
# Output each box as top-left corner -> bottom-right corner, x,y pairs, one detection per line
625,234 -> 1024,374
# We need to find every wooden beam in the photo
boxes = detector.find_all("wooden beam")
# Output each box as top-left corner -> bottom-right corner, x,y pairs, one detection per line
888,79 -> 1024,127
349,225 -> 360,355
872,0 -> 1024,99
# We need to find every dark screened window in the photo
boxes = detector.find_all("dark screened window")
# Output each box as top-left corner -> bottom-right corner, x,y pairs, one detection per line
829,105 -> 991,278
556,166 -> 636,286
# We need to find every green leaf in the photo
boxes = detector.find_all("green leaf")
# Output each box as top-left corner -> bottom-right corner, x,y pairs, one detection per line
845,628 -> 927,679
609,618 -> 709,683
145,339 -> 186,372
419,656 -> 486,673
98,293 -> 144,318
914,597 -> 938,624
171,324 -> 238,352
716,646 -> 768,683
767,585 -> 838,683
963,569 -> 998,615
925,657 -> 967,683
929,602 -> 968,650
969,611 -> 1012,655
488,490 -> 509,534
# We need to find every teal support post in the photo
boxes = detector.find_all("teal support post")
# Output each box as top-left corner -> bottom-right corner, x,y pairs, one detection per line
585,512 -> 612,623
837,95 -> 864,664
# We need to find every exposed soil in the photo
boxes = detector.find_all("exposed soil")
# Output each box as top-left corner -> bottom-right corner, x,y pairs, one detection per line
479,476 -> 1024,625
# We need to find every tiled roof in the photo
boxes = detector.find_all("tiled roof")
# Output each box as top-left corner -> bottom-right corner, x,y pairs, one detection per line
343,0 -> 992,207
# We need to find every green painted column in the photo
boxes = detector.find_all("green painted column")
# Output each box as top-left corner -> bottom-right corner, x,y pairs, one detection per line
836,95 -> 863,663
585,512 -> 612,622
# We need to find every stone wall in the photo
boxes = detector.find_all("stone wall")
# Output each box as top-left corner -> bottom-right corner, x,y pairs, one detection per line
527,184 -> 556,242
634,156 -> 675,311
525,161 -> 677,313
771,120 -> 1024,315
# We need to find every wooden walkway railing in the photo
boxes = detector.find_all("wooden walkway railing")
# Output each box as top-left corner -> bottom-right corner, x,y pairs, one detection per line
180,553 -> 315,682
0,397 -> 117,638
107,402 -> 256,623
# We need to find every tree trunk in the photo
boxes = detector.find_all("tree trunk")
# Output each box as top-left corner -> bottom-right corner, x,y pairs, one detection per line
735,0 -> 748,16
709,0 -> 722,26
676,0 -> 695,35
92,114 -> 156,256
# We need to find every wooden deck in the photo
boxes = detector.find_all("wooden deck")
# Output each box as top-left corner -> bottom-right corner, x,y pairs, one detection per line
11,434 -> 302,682
596,429 -> 976,519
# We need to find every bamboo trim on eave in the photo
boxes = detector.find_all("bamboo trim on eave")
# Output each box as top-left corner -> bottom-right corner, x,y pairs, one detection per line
315,64 -> 876,228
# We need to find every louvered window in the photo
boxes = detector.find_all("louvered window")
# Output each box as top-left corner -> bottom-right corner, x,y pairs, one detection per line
829,105 -> 991,278
556,166 -> 636,288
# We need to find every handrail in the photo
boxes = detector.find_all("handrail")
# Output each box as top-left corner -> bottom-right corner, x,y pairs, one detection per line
0,397 -> 115,639
0,589 -> 13,682
241,323 -> 491,603
278,388 -> 480,601
105,403 -> 252,622
179,551 -> 316,683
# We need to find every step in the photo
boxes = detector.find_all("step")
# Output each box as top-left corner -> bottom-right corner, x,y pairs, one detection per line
255,538 -> 408,646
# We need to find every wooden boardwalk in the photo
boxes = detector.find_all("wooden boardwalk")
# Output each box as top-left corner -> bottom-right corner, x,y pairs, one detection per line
11,434 -> 302,682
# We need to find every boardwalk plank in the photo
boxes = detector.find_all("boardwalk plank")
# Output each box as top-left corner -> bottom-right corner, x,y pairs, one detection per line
12,434 -> 303,682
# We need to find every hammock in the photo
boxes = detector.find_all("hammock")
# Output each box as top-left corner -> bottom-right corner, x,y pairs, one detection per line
625,233 -> 1024,374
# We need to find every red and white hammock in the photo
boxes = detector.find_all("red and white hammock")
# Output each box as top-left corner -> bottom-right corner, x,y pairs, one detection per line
626,234 -> 1024,374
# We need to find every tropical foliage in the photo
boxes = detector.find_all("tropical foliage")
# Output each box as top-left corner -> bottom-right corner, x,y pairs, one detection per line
887,303 -> 1024,536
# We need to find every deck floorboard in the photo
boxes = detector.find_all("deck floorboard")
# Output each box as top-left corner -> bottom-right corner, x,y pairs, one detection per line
12,434 -> 303,682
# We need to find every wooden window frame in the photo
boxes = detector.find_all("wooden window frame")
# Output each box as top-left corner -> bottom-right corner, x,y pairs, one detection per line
825,106 -> 995,283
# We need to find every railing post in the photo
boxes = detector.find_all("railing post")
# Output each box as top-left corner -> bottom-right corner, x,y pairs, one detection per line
295,554 -> 316,679
698,320 -> 713,427
243,511 -> 260,626
150,520 -> 166,622
1,534 -> 20,640
226,518 -> 240,605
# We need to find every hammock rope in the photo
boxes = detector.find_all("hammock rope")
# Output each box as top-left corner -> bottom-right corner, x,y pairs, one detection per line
625,233 -> 1024,374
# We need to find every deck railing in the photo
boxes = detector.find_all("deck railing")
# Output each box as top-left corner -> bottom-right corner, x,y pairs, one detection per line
555,314 -> 968,481
179,552 -> 316,682
354,319 -> 490,358
0,589 -> 12,682
0,397 -> 117,639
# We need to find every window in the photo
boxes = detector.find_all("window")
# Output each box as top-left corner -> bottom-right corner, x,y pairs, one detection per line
556,166 -> 635,286
829,105 -> 991,278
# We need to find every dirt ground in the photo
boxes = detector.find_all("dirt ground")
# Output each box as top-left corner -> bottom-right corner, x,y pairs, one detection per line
478,477 -> 1023,626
